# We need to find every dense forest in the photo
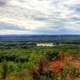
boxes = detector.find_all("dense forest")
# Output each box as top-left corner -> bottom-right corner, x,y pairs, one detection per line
0,40 -> 79,80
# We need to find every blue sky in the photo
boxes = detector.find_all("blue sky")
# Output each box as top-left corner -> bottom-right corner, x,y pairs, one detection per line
0,0 -> 80,34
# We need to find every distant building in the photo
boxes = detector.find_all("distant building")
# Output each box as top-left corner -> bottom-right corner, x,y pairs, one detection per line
36,43 -> 56,47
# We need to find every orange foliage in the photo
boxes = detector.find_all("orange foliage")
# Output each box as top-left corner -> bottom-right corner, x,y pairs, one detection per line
48,52 -> 80,74
49,60 -> 63,73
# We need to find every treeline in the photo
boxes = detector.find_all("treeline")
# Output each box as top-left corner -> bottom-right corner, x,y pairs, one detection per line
0,55 -> 29,63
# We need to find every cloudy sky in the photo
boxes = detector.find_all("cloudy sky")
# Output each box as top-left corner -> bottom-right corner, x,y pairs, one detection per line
0,0 -> 80,34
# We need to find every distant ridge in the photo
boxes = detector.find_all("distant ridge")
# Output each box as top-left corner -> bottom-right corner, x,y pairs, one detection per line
0,35 -> 80,41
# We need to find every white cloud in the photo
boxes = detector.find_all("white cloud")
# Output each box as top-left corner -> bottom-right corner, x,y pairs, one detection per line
0,16 -> 47,31
0,0 -> 80,34
0,30 -> 16,34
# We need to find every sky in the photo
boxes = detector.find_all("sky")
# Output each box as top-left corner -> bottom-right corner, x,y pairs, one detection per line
0,0 -> 80,35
